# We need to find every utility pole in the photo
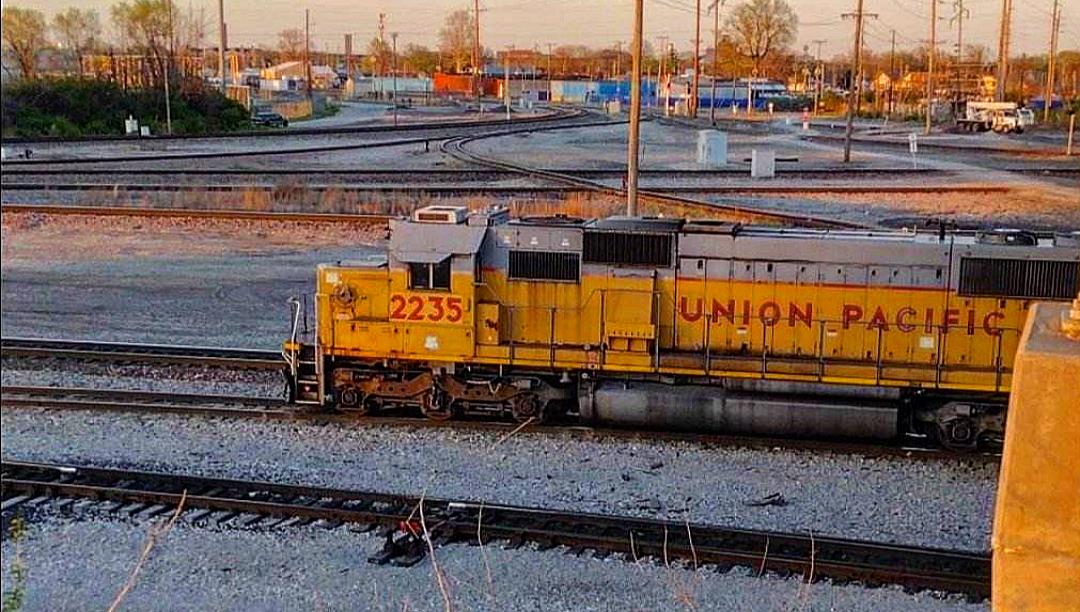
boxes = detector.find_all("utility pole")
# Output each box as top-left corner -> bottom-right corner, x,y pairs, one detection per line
304,9 -> 312,102
709,0 -> 724,124
926,0 -> 937,134
627,0 -> 643,216
812,39 -> 826,115
546,43 -> 553,102
842,0 -> 875,162
504,47 -> 511,121
164,0 -> 174,133
473,0 -> 482,107
950,0 -> 969,107
391,32 -> 398,126
995,0 -> 1012,100
1044,0 -> 1060,122
344,34 -> 353,81
691,0 -> 702,118
217,0 -> 226,92
888,30 -> 896,117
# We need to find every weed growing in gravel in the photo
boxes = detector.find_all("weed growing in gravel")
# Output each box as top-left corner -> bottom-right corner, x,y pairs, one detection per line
2,518 -> 28,612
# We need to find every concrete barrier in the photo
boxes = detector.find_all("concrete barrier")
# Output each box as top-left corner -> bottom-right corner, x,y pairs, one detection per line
751,149 -> 775,178
992,297 -> 1080,611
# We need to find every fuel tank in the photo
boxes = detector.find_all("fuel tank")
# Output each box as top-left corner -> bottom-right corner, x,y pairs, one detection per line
578,380 -> 899,440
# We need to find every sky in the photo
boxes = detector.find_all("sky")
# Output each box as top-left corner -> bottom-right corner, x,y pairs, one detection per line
15,0 -> 1079,59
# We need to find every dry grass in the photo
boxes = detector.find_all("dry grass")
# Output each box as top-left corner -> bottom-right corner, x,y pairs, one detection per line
107,491 -> 188,612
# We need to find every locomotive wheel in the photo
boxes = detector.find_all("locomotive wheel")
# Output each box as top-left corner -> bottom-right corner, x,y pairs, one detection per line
420,389 -> 453,421
336,386 -> 371,416
510,393 -> 545,424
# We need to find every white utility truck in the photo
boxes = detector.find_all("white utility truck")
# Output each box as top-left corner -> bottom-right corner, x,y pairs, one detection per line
957,101 -> 1034,133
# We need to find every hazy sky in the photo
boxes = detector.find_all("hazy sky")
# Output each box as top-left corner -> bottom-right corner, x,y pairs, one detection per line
16,0 -> 1078,58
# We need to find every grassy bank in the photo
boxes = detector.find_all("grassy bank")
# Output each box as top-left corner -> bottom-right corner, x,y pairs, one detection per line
1,78 -> 251,138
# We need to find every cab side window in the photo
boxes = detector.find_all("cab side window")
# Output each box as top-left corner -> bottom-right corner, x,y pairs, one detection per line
409,259 -> 451,291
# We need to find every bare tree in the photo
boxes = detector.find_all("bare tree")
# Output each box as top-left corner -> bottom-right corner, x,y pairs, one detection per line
438,9 -> 473,73
2,6 -> 48,79
52,7 -> 101,76
111,0 -> 175,86
366,36 -> 391,76
277,28 -> 304,62
725,0 -> 797,75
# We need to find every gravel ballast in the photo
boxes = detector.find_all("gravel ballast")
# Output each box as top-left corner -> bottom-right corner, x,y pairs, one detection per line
0,512 -> 985,611
1,407 -> 997,552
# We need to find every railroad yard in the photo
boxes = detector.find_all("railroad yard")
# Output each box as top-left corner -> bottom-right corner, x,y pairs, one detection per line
1,97 -> 1077,611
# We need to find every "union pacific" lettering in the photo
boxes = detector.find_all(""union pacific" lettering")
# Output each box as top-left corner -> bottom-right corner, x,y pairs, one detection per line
677,297 -> 1005,336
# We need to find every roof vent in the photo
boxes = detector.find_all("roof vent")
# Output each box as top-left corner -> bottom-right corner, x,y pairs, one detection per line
976,229 -> 1038,246
413,205 -> 468,224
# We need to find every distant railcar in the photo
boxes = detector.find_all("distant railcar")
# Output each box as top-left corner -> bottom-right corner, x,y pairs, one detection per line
284,206 -> 1080,449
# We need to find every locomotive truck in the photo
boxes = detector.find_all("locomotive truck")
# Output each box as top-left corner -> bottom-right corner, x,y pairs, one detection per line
283,206 -> 1079,450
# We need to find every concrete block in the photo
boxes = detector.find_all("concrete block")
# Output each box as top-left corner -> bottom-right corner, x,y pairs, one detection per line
750,149 -> 775,179
992,301 -> 1080,611
696,130 -> 728,167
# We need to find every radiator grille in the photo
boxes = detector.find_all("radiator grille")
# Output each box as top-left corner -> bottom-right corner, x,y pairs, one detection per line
959,257 -> 1079,299
508,250 -> 580,282
583,232 -> 672,267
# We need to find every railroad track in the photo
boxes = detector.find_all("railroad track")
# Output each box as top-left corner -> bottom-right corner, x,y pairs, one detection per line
0,106 -> 574,144
440,135 -> 867,229
0,382 -> 998,463
0,182 -> 1014,195
0,204 -> 394,225
0,386 -> 287,418
0,337 -> 283,369
0,459 -> 991,598
2,108 -> 606,166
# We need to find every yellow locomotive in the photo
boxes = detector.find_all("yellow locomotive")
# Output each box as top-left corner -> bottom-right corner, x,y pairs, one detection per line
284,206 -> 1079,449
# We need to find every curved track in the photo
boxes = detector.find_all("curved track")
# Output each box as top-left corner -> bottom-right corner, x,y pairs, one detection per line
0,459 -> 991,598
440,134 -> 866,229
3,108 -> 604,166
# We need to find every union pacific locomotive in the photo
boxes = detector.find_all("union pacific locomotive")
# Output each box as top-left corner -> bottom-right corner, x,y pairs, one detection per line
283,206 -> 1079,449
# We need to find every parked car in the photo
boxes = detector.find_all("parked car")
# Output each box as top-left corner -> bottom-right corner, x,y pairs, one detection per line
252,112 -> 288,128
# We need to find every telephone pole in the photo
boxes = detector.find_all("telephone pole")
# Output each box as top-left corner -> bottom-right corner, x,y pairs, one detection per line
217,0 -> 226,92
627,0 -> 644,216
888,30 -> 896,117
391,32 -> 398,126
995,0 -> 1012,100
690,0 -> 702,117
950,0 -> 969,106
926,0 -> 937,134
304,9 -> 312,102
709,0 -> 725,124
812,39 -> 826,115
546,42 -> 553,102
473,0 -> 482,106
1043,0 -> 1061,122
842,0 -> 875,162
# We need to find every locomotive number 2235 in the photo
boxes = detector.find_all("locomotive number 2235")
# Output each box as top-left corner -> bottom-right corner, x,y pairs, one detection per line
388,293 -> 465,323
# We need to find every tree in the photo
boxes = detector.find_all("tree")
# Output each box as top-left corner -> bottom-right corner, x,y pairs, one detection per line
2,7 -> 48,80
725,0 -> 797,76
438,9 -> 474,73
277,27 -> 303,62
111,0 -> 175,87
365,36 -> 391,76
52,7 -> 101,76
403,43 -> 437,75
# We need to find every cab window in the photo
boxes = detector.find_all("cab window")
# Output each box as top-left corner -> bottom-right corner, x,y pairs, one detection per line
409,259 -> 451,291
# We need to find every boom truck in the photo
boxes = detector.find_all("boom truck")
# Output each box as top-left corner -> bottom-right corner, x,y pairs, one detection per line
957,101 -> 1035,134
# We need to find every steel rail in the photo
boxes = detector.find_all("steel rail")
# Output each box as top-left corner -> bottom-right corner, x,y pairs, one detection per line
0,382 -> 998,462
439,136 -> 867,229
0,204 -> 394,224
0,459 -> 991,598
2,108 -> 602,166
0,106 -> 572,144
0,337 -> 283,369
0,182 -> 1014,195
